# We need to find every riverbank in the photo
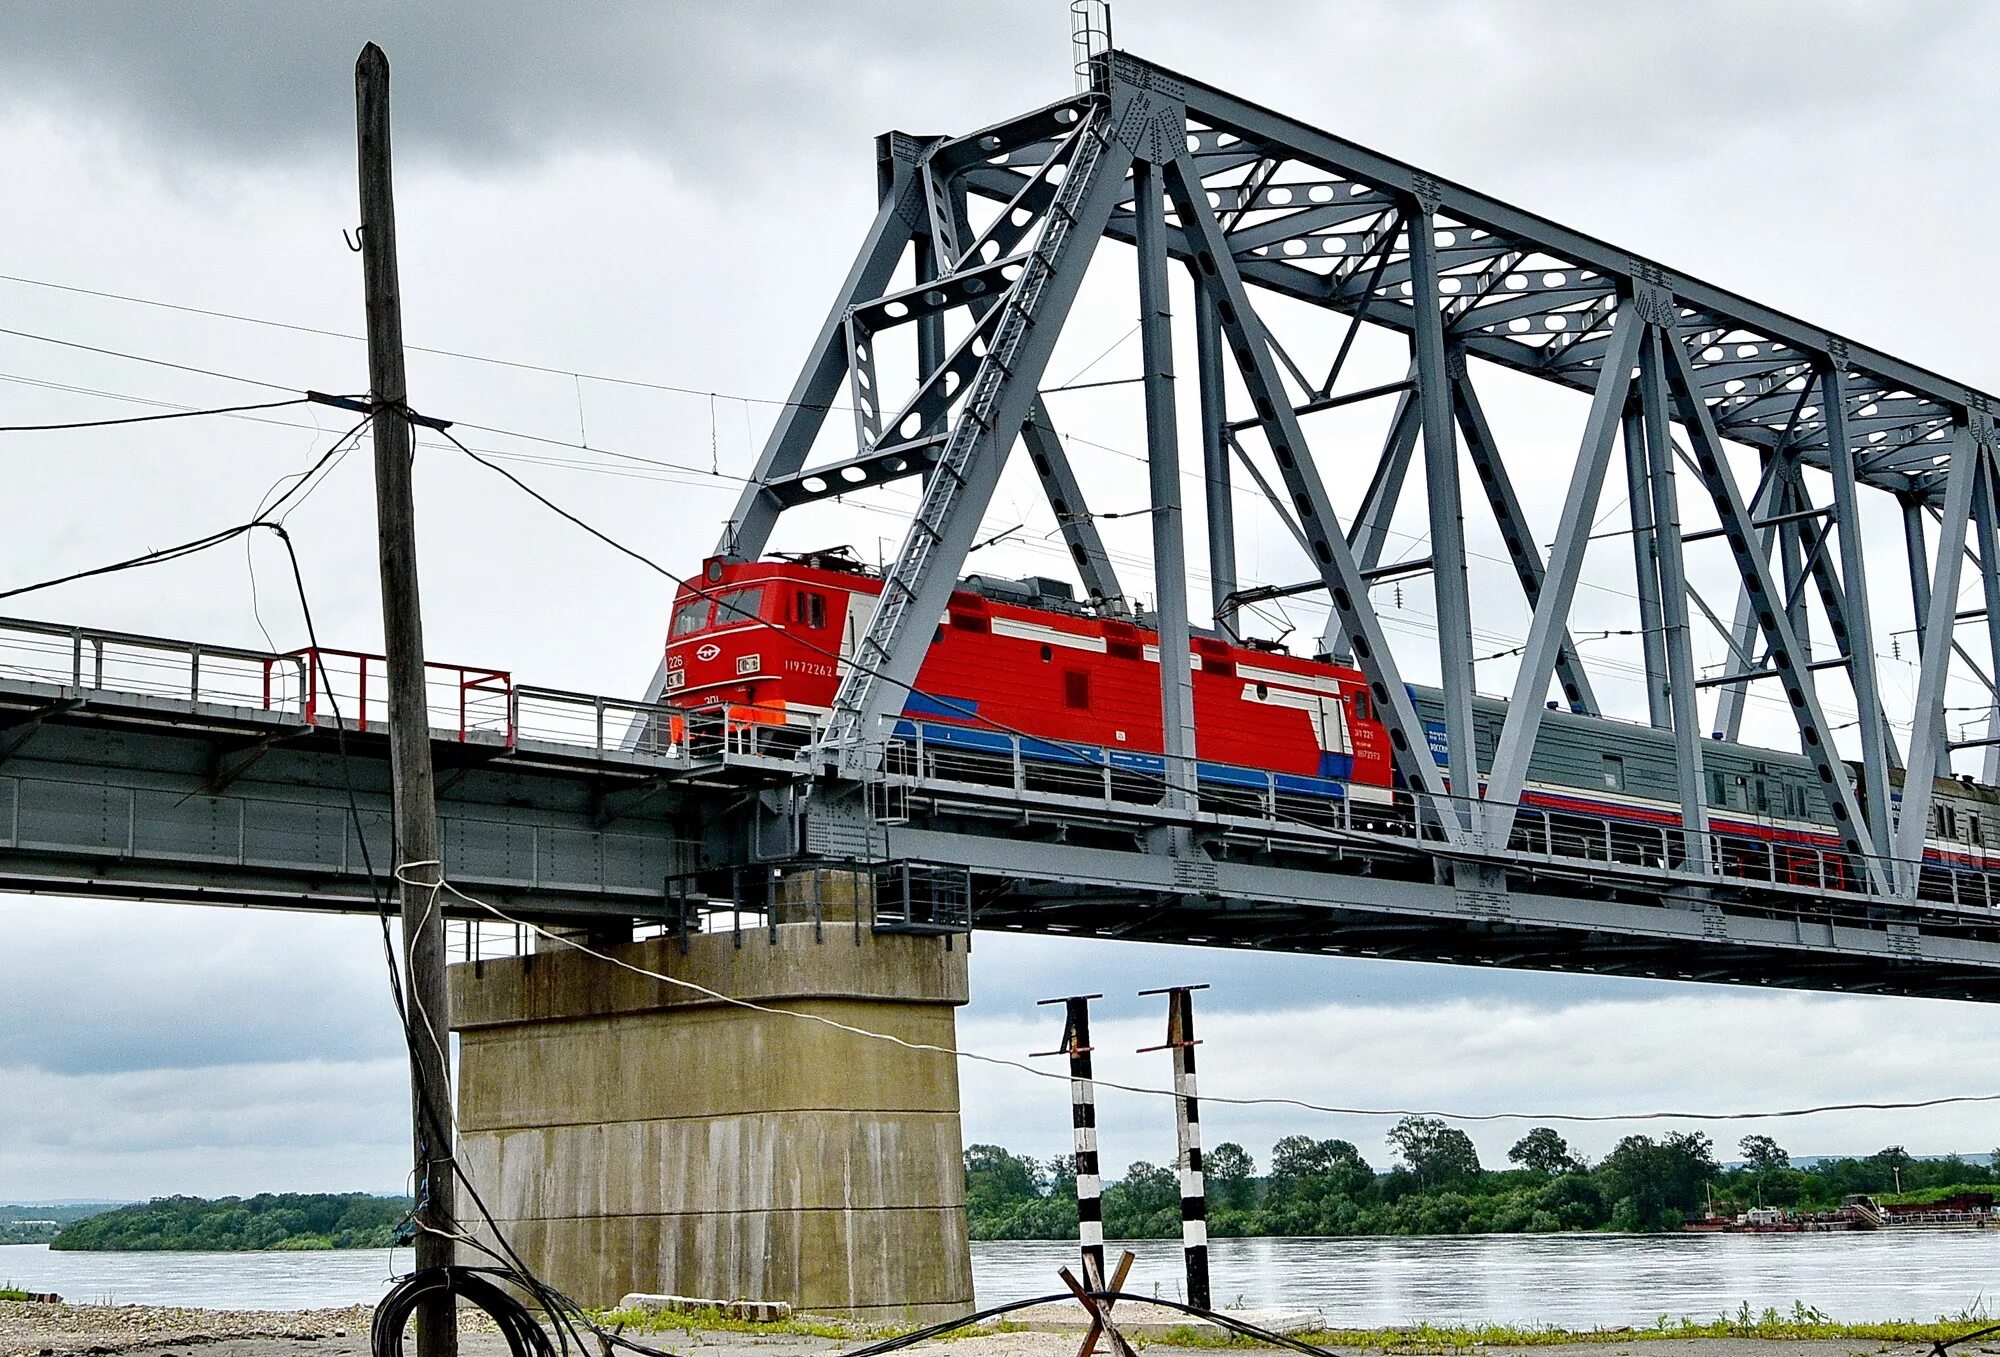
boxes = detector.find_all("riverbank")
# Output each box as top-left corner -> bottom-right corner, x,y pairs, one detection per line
6,1299 -> 1995,1357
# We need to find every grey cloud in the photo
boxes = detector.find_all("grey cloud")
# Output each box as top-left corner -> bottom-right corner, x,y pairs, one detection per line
0,899 -> 404,1076
0,2 -> 1051,180
0,1 -> 1984,190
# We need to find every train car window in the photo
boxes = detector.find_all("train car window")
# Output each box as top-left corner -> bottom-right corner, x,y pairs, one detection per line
1971,813 -> 1984,847
1064,670 -> 1090,709
1601,754 -> 1625,791
671,598 -> 710,637
714,587 -> 764,623
1754,780 -> 1769,814
1350,690 -> 1372,722
1040,645 -> 1053,662
1708,771 -> 1727,807
1938,805 -> 1959,839
791,591 -> 827,628
1256,682 -> 1269,700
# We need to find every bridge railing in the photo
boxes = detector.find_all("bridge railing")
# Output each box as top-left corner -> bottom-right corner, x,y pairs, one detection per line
511,684 -> 680,758
0,615 -> 307,713
289,647 -> 514,745
870,715 -> 1990,910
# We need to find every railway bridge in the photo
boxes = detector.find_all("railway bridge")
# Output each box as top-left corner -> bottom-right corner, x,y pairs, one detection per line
12,40 -> 2000,1325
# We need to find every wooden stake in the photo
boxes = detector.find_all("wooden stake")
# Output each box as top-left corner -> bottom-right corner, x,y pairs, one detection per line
1074,1249 -> 1135,1357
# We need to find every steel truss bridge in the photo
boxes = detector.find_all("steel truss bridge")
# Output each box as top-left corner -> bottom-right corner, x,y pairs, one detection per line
13,51 -> 2000,1000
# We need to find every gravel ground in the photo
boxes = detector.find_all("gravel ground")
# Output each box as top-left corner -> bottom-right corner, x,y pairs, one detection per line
0,1302 -> 1941,1357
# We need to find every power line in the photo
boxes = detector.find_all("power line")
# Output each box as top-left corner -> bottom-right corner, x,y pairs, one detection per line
415,863 -> 2000,1129
0,396 -> 309,433
0,324 -> 297,393
0,272 -> 849,414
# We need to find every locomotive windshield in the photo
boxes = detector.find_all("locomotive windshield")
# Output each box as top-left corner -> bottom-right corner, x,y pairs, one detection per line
670,586 -> 766,637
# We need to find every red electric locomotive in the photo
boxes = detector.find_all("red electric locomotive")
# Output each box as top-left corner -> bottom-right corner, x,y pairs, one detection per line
663,552 -> 1396,807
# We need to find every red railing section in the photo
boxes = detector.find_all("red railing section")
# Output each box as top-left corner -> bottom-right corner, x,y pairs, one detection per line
291,647 -> 515,747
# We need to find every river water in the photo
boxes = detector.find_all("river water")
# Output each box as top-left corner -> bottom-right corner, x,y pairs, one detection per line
3,1233 -> 1996,1326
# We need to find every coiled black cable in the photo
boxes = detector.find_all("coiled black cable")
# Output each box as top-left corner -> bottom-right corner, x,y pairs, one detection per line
373,1268 -> 558,1357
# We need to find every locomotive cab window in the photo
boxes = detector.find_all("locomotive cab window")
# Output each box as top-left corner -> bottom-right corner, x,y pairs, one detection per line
714,586 -> 764,624
790,590 -> 827,628
1350,690 -> 1372,722
671,598 -> 710,637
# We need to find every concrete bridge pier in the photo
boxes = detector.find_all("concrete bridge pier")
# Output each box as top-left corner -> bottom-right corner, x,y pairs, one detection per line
449,884 -> 972,1322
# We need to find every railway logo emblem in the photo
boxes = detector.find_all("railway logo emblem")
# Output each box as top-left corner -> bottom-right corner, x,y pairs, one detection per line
695,643 -> 721,662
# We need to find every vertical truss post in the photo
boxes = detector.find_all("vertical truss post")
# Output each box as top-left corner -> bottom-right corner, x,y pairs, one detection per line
1713,455 -> 1790,742
1778,477 -> 1812,667
718,156 -> 921,561
1451,361 -> 1602,717
1405,207 -> 1479,817
1661,322 -> 1885,894
1351,373 -> 1423,573
1820,365 -> 1892,860
1138,984 -> 1209,1312
1621,408 -> 1672,728
1902,492 -> 1944,756
1638,324 -> 1709,870
1481,307 -> 1641,841
1022,400 -> 1129,614
1327,374 -> 1421,660
1972,453 -> 2000,787
1162,152 -> 1459,834
1194,286 -> 1237,630
1893,425 -> 1980,887
1036,994 -> 1106,1290
1132,157 -> 1197,810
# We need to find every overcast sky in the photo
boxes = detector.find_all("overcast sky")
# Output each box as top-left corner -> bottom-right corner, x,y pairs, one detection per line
5,1 -> 2000,1204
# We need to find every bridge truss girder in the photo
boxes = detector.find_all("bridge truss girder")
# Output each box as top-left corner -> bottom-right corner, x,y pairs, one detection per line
723,50 -> 2000,906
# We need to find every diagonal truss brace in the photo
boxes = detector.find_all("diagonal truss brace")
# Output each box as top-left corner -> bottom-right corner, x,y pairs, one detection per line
1451,363 -> 1601,717
717,159 -> 924,562
1022,399 -> 1129,614
1661,322 -> 1888,896
1480,306 -> 1642,841
1892,424 -> 1982,886
823,103 -> 1138,774
1163,151 -> 1458,833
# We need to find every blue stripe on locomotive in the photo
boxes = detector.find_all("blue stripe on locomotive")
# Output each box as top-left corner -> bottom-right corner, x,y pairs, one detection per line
891,716 -> 1348,800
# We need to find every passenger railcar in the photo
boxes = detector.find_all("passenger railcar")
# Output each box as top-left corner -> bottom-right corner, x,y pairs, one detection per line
663,555 -> 1999,899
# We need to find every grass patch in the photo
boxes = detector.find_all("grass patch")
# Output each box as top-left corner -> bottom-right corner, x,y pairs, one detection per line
590,1299 -> 1998,1352
591,1305 -> 1032,1344
594,1305 -> 863,1340
1136,1303 -> 1997,1351
0,1287 -> 31,1302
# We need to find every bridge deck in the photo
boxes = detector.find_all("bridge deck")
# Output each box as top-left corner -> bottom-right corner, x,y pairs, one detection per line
4,615 -> 1999,999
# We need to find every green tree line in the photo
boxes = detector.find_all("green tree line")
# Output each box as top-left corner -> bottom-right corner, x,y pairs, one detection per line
50,1193 -> 413,1251
966,1123 -> 1997,1240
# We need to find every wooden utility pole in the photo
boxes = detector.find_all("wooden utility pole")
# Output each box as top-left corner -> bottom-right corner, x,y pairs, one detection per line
356,42 -> 457,1357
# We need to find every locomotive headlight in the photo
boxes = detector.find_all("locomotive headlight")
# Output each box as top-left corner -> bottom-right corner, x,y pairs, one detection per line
737,654 -> 761,676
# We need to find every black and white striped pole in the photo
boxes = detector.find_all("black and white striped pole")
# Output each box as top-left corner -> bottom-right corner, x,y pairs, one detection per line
1036,993 -> 1106,1290
1140,984 -> 1209,1310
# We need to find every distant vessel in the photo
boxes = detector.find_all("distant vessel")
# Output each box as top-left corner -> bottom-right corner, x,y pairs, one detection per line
1685,1193 -> 1999,1233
